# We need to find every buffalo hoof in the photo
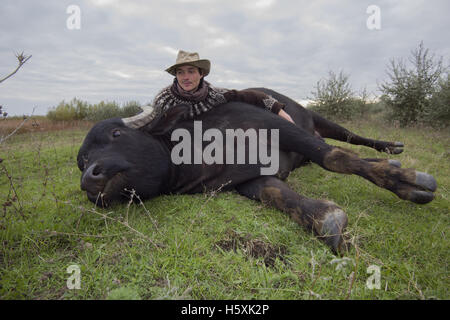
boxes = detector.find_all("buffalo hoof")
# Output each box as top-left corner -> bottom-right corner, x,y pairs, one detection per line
405,171 -> 437,204
409,190 -> 435,204
385,142 -> 404,155
415,171 -> 437,192
318,208 -> 348,255
388,159 -> 402,168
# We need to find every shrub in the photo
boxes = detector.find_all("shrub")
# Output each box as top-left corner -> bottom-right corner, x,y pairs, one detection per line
309,71 -> 370,121
84,101 -> 121,122
380,41 -> 447,127
47,98 -> 89,121
46,99 -> 144,122
422,74 -> 450,127
120,101 -> 143,118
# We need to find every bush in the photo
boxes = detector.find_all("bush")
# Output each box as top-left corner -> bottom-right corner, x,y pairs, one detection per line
47,98 -> 89,121
46,99 -> 144,122
120,101 -> 143,118
380,42 -> 447,127
309,71 -> 370,121
84,101 -> 121,122
308,98 -> 369,121
422,74 -> 450,127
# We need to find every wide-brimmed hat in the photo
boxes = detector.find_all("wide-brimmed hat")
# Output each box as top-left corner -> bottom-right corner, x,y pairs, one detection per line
165,50 -> 211,76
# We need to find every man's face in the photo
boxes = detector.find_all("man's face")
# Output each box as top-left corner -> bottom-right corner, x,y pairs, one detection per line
176,65 -> 203,92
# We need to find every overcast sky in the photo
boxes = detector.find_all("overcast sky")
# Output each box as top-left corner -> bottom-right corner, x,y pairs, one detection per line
1,0 -> 449,116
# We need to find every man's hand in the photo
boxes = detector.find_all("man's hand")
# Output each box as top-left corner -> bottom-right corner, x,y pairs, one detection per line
278,109 -> 295,124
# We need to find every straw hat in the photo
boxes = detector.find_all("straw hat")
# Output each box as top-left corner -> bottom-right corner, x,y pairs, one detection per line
165,50 -> 211,76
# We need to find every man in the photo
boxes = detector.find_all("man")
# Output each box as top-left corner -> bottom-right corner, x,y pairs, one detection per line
150,50 -> 294,122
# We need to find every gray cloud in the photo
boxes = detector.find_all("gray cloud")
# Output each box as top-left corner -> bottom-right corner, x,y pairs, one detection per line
1,0 -> 449,115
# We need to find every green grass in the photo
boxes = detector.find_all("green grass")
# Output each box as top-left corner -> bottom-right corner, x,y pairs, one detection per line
0,120 -> 449,300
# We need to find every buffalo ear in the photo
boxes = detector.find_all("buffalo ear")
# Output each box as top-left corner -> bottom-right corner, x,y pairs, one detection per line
143,104 -> 190,136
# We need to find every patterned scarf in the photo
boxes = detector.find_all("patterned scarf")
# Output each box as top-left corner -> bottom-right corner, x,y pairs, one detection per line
151,79 -> 228,120
172,78 -> 209,102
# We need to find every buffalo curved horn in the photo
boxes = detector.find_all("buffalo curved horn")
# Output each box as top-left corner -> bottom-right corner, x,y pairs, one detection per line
121,105 -> 155,129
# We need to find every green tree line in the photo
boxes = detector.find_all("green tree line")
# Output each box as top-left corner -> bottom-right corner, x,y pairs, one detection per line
309,42 -> 449,127
46,99 -> 144,122
45,43 -> 448,128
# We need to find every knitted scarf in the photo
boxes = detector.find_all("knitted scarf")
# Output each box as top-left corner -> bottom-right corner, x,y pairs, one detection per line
173,78 -> 209,102
151,79 -> 228,120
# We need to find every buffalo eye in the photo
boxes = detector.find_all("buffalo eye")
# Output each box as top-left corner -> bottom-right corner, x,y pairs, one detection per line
112,129 -> 121,138
78,155 -> 88,171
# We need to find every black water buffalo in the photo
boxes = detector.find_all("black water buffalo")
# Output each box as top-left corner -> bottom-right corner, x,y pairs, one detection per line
77,88 -> 437,253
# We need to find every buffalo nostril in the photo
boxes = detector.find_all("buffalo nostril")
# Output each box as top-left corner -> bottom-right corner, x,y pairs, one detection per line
81,163 -> 107,191
84,163 -> 104,180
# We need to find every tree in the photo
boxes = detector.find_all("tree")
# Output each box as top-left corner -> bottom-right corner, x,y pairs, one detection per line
424,73 -> 450,127
380,41 -> 446,126
309,70 -> 367,121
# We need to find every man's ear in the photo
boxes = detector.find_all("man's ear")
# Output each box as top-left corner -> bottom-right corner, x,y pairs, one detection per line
143,104 -> 190,135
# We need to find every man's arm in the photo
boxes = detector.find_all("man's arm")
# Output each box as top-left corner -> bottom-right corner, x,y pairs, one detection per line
223,89 -> 295,123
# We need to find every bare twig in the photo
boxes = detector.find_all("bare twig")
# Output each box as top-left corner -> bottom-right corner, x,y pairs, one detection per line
345,238 -> 360,300
309,250 -> 322,299
1,162 -> 26,220
183,180 -> 232,236
200,180 -> 232,211
0,107 -> 36,144
40,229 -> 132,239
345,271 -> 356,300
124,188 -> 160,232
59,200 -> 164,250
0,52 -> 32,84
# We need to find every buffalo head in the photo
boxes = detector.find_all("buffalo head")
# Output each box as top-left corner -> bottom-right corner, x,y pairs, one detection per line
77,105 -> 187,206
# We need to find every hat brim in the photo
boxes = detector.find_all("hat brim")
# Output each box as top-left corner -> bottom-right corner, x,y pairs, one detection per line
165,59 -> 210,76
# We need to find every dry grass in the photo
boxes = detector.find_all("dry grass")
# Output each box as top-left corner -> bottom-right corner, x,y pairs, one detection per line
0,117 -> 93,137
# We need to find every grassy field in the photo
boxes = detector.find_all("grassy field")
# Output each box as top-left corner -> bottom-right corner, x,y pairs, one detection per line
0,118 -> 449,300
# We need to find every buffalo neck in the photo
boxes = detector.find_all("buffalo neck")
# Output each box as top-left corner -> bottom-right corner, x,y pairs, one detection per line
153,135 -> 179,195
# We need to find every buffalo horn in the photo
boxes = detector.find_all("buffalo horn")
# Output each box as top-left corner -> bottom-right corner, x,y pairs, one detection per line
121,105 -> 155,129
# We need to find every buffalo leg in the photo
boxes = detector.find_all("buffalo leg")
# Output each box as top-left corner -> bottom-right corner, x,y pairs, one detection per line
235,176 -> 348,254
310,110 -> 404,154
363,158 -> 401,168
269,120 -> 437,204
320,147 -> 437,204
